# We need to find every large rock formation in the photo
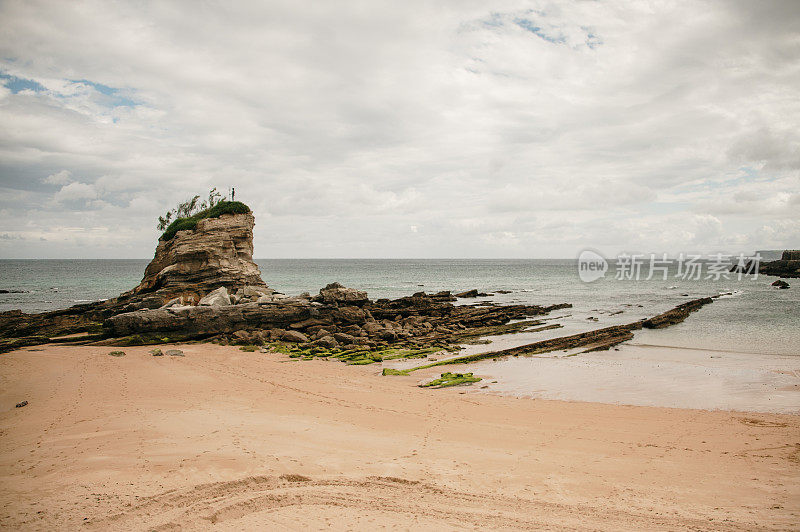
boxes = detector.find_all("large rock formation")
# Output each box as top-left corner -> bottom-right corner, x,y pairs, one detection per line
0,210 -> 273,350
123,212 -> 268,304
759,250 -> 800,278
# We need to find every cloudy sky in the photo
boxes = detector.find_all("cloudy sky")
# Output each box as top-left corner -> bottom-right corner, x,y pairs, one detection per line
1,0 -> 798,259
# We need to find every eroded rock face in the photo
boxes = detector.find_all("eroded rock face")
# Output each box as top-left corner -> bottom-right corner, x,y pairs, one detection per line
126,213 -> 267,302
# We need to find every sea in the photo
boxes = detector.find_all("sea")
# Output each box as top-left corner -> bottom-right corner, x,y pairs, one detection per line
2,259 -> 798,412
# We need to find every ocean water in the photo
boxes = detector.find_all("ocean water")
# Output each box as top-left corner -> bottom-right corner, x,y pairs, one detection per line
1,258 -> 798,357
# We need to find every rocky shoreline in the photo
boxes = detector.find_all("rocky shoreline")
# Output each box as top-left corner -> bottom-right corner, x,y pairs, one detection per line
759,250 -> 800,278
0,211 -> 721,363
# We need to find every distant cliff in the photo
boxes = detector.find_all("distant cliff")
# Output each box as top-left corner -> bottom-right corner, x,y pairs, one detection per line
759,250 -> 800,279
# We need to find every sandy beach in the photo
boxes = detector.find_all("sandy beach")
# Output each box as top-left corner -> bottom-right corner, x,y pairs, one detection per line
0,343 -> 798,530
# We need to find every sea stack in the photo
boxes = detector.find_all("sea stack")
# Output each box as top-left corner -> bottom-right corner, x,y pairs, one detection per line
122,209 -> 269,305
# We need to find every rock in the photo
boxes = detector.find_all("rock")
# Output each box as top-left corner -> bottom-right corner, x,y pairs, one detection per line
123,212 -> 268,301
166,349 -> 184,356
494,290 -> 512,294
289,318 -> 330,330
239,285 -> 274,298
772,279 -> 790,289
332,306 -> 366,324
159,297 -> 182,309
199,287 -> 231,306
641,297 -> 713,328
15,400 -> 28,408
281,330 -> 309,343
362,322 -> 385,336
454,289 -> 489,298
311,335 -> 338,349
313,282 -> 369,306
333,332 -> 356,344
150,348 -> 163,356
108,351 -> 126,357
232,330 -> 253,344
312,329 -> 331,340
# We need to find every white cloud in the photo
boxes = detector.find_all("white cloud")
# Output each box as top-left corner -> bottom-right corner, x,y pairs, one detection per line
0,0 -> 798,258
53,182 -> 98,203
43,169 -> 72,185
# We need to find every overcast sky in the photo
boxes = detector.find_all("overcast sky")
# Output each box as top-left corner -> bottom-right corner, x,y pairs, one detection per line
1,0 -> 798,259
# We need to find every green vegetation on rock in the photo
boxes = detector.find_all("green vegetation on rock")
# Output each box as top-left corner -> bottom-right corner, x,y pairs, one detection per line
264,342 -> 443,366
420,372 -> 481,388
160,200 -> 251,241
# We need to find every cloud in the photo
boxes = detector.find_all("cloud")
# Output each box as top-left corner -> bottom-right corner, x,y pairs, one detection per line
0,0 -> 798,258
53,182 -> 97,203
43,169 -> 72,185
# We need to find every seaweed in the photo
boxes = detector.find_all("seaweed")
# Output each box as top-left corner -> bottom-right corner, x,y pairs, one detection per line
420,372 -> 481,388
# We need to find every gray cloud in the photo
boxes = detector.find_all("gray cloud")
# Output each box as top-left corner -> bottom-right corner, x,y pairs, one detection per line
0,0 -> 798,258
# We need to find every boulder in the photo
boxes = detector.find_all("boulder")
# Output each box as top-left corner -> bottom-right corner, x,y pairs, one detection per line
166,349 -> 184,356
772,279 -> 790,289
455,289 -> 489,298
312,329 -> 331,340
199,287 -> 231,306
313,282 -> 369,306
232,329 -> 253,344
311,335 -> 338,349
281,330 -> 309,343
333,332 -> 356,344
239,285 -> 274,298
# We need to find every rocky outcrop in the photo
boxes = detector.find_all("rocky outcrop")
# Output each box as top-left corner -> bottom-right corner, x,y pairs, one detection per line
455,289 -> 489,298
312,282 -> 369,306
397,296 -> 716,373
102,287 -> 571,347
759,250 -> 800,278
0,211 -> 273,349
124,212 -> 267,304
641,297 -> 714,329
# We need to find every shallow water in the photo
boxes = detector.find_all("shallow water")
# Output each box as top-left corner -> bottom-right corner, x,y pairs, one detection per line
458,342 -> 800,414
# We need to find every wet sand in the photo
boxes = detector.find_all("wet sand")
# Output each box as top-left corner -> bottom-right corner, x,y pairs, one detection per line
1,343 -> 798,530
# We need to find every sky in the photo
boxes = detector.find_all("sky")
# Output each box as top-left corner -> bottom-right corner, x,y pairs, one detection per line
0,0 -> 798,259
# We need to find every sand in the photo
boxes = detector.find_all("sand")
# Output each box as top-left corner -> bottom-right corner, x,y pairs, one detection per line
0,343 -> 798,530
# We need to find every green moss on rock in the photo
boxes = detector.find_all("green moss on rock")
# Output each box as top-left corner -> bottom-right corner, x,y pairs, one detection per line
420,372 -> 481,388
160,201 -> 251,241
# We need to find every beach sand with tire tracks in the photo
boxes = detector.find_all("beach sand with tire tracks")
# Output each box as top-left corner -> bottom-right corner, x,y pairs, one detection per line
1,343 -> 798,530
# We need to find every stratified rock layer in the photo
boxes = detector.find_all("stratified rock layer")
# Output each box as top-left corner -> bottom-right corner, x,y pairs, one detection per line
126,213 -> 267,302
